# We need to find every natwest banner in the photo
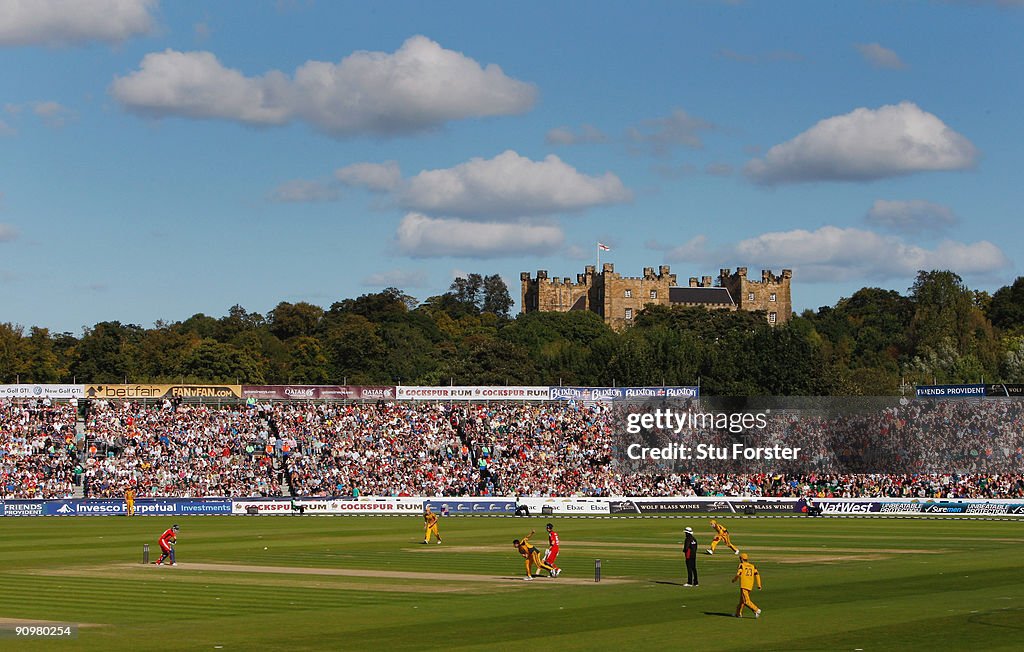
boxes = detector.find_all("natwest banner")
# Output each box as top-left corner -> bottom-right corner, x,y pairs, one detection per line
396,386 -> 549,401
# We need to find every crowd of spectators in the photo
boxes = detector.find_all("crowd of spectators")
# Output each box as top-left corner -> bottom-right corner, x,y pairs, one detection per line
0,398 -> 79,499
2,397 -> 1022,500
81,399 -> 281,498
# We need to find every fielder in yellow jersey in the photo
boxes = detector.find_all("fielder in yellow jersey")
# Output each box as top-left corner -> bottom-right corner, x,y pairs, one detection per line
732,553 -> 762,618
513,530 -> 556,580
124,487 -> 136,517
422,507 -> 441,544
706,519 -> 739,555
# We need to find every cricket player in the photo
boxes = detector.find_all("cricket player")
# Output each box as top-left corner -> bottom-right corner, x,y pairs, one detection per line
543,523 -> 562,577
423,507 -> 441,544
706,519 -> 740,555
155,524 -> 179,566
732,552 -> 762,618
513,530 -> 557,580
125,487 -> 136,517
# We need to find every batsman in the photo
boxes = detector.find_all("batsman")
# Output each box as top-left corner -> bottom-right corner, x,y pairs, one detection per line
155,524 -> 179,566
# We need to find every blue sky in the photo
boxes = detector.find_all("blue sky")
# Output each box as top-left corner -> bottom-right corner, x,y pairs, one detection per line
1,0 -> 1022,334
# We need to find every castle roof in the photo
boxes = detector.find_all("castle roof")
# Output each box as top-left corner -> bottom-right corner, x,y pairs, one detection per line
669,287 -> 735,306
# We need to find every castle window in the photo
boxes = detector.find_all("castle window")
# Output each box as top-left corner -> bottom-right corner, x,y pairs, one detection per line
624,289 -> 632,298
625,308 -> 633,320
747,292 -> 754,301
650,290 -> 657,299
769,292 -> 777,302
769,312 -> 777,324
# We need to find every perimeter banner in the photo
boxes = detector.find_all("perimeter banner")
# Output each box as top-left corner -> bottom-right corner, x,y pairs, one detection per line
914,384 -> 986,398
241,385 -> 396,400
424,498 -> 516,514
0,384 -> 84,398
395,386 -> 550,401
549,386 -> 699,401
608,498 -> 799,514
84,384 -> 242,399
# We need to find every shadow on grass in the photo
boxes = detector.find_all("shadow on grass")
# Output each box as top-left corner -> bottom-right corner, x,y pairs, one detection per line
703,612 -> 737,618
653,580 -> 687,586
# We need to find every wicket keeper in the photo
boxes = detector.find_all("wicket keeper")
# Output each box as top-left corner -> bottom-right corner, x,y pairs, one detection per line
732,552 -> 762,618
706,519 -> 740,555
513,530 -> 557,580
155,524 -> 179,566
423,506 -> 441,544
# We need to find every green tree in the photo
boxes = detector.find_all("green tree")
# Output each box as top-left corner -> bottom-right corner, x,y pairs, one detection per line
0,323 -> 26,382
23,327 -> 64,382
70,321 -> 145,383
987,277 -> 1024,333
482,274 -> 513,318
284,336 -> 329,384
268,302 -> 324,341
179,339 -> 264,383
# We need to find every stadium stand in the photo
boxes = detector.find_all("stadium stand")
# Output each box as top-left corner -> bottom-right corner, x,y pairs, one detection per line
3,397 -> 1021,500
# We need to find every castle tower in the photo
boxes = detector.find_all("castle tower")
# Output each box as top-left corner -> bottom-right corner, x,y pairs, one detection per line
719,267 -> 793,325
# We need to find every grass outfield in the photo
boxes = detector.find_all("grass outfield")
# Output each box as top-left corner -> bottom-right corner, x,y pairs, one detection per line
1,516 -> 1022,651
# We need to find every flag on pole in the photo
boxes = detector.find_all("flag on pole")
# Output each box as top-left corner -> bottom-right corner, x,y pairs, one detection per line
598,243 -> 610,251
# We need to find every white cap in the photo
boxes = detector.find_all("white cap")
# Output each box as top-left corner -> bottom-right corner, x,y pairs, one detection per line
684,527 -> 693,533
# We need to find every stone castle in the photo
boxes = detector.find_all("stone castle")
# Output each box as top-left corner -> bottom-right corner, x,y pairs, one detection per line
520,263 -> 792,330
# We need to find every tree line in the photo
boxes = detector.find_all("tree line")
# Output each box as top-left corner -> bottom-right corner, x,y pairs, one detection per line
2,270 -> 1023,395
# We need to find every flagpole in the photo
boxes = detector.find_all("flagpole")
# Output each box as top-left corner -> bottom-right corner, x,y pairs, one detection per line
597,242 -> 601,268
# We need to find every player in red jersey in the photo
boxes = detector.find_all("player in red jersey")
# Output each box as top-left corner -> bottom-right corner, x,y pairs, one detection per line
543,523 -> 562,577
155,524 -> 179,566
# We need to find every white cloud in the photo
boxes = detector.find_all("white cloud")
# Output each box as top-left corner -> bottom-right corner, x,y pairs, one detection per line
268,179 -> 339,203
0,223 -> 18,242
0,0 -> 156,47
361,268 -> 429,288
32,100 -> 75,128
396,213 -> 563,258
744,102 -> 978,184
111,50 -> 292,124
865,199 -> 957,233
855,43 -> 908,69
111,36 -> 537,136
546,124 -> 608,145
627,108 -> 714,154
335,161 -> 402,192
290,35 -> 536,135
733,226 -> 1009,281
400,150 -> 631,219
0,118 -> 13,136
